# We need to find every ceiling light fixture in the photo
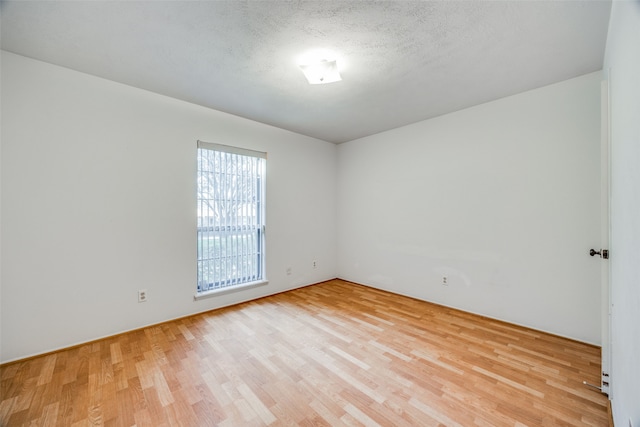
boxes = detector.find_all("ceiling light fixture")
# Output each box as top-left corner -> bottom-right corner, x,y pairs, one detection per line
299,59 -> 342,85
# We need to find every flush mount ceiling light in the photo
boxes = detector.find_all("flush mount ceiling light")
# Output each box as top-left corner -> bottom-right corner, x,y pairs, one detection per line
297,49 -> 343,85
299,59 -> 342,84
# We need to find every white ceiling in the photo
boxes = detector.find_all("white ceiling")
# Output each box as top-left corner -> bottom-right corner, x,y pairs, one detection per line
1,1 -> 611,143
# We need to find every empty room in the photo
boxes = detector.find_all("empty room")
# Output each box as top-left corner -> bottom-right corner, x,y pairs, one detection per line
1,1 -> 639,426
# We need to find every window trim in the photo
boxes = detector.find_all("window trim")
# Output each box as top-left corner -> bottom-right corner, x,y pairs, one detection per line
195,140 -> 267,298
197,140 -> 267,160
193,279 -> 269,300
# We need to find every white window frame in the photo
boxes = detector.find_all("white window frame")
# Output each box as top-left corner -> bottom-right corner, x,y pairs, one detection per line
195,140 -> 267,299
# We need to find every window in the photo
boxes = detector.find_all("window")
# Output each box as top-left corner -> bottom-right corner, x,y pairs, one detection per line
196,141 -> 266,296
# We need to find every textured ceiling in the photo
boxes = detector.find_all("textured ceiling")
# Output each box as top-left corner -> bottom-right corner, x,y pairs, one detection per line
1,1 -> 611,143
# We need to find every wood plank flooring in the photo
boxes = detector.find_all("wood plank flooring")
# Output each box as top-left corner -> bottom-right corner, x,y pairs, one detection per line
0,279 -> 608,426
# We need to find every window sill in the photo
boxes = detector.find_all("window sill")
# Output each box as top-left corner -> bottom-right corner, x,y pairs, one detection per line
193,279 -> 269,301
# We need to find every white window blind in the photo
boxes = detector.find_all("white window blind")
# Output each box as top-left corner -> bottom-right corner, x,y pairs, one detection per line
196,141 -> 266,294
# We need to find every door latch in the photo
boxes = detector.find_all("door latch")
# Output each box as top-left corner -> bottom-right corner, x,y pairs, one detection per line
589,249 -> 609,259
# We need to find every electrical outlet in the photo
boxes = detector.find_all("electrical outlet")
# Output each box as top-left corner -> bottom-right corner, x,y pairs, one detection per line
313,260 -> 317,269
442,276 -> 448,286
286,267 -> 292,276
138,289 -> 148,303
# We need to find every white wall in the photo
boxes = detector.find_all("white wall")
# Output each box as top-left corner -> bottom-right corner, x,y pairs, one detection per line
0,51 -> 337,363
337,72 -> 602,344
0,48 -> 610,365
604,2 -> 640,425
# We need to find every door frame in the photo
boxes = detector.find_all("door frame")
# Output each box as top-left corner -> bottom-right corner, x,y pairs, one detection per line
600,76 -> 612,397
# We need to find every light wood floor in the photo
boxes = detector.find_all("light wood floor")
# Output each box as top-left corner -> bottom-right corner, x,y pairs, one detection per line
1,279 -> 608,426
